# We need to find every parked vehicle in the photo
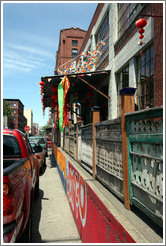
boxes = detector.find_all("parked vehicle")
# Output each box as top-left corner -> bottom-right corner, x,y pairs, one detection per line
29,136 -> 48,156
3,129 -> 40,243
44,137 -> 52,148
29,141 -> 46,175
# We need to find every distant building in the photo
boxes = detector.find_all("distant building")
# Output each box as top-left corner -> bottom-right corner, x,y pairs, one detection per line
55,27 -> 86,73
4,99 -> 25,132
33,123 -> 39,135
24,109 -> 33,134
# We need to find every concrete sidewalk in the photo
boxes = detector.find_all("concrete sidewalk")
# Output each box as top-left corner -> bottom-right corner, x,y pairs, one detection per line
32,157 -> 82,244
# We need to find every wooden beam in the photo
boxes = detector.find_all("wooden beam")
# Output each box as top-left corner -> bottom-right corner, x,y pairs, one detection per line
120,88 -> 135,210
92,106 -> 100,179
76,75 -> 110,100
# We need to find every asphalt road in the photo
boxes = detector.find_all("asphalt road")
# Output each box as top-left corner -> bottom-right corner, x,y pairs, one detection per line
32,156 -> 82,244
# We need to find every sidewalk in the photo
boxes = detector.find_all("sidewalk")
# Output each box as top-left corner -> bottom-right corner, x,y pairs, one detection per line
32,157 -> 82,243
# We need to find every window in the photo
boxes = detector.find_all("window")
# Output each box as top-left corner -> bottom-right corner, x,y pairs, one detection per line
72,48 -> 78,57
72,40 -> 78,46
95,12 -> 109,64
136,45 -> 154,110
3,135 -> 21,156
118,3 -> 142,38
117,65 -> 129,116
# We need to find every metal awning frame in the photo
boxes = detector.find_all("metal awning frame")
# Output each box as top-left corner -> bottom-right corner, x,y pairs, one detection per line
41,69 -> 111,108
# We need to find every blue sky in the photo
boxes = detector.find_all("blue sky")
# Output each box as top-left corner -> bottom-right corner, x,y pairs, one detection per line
2,2 -> 98,127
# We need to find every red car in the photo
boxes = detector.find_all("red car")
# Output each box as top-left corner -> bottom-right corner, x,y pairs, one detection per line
44,137 -> 52,148
3,129 -> 40,243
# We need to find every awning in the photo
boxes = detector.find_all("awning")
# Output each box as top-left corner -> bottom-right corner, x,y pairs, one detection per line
41,69 -> 111,109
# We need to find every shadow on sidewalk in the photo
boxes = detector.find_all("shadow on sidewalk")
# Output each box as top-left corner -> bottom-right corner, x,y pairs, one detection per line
50,153 -> 57,168
32,189 -> 44,243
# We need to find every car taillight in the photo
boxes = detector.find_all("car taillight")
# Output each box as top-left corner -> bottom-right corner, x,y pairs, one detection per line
3,183 -> 15,224
36,154 -> 40,159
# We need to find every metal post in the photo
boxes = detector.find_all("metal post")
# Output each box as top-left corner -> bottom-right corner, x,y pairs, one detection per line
76,117 -> 81,162
120,87 -> 136,210
68,120 -> 72,154
92,106 -> 100,179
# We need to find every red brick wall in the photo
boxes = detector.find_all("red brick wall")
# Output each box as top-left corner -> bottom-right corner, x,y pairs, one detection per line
56,28 -> 86,70
154,3 -> 163,107
5,99 -> 24,132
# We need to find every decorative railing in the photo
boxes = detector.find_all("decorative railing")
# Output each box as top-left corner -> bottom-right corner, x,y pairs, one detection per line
95,118 -> 124,200
58,106 -> 163,228
69,124 -> 75,158
126,106 -> 163,227
80,124 -> 93,174
63,124 -> 69,153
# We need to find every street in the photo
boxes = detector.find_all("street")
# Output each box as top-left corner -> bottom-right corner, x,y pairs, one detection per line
31,156 -> 82,244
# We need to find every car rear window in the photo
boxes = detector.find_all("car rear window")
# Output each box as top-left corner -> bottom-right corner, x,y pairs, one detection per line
38,138 -> 46,144
45,138 -> 51,141
3,135 -> 22,157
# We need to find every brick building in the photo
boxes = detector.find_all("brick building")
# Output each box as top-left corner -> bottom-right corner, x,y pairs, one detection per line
42,3 -> 163,124
4,99 -> 25,132
55,27 -> 86,73
78,3 -> 163,119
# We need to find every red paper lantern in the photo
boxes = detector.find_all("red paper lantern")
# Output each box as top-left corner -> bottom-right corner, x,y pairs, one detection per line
89,103 -> 93,108
51,94 -> 58,101
138,28 -> 145,34
139,34 -> 144,39
136,19 -> 147,29
39,81 -> 45,86
51,85 -> 58,93
136,19 -> 147,55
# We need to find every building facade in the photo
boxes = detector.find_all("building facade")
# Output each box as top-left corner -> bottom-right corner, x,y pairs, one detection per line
78,3 -> 163,120
24,109 -> 33,134
4,99 -> 25,132
55,27 -> 86,73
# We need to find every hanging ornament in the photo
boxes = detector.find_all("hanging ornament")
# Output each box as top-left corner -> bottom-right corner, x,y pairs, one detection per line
39,81 -> 45,86
136,19 -> 147,56
51,85 -> 58,93
51,94 -> 58,101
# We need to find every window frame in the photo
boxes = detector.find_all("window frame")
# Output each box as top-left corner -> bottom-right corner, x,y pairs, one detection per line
72,48 -> 78,57
136,44 -> 154,110
95,11 -> 109,65
72,40 -> 78,46
118,3 -> 143,38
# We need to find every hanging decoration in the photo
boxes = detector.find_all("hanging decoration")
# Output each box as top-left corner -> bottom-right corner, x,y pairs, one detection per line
51,85 -> 58,93
58,76 -> 70,132
136,19 -> 147,56
39,80 -> 45,95
56,40 -> 106,75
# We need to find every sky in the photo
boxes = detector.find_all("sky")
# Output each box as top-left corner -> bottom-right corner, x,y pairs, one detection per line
2,1 -> 98,127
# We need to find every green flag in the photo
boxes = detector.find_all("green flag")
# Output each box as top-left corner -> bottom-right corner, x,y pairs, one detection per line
58,81 -> 64,132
